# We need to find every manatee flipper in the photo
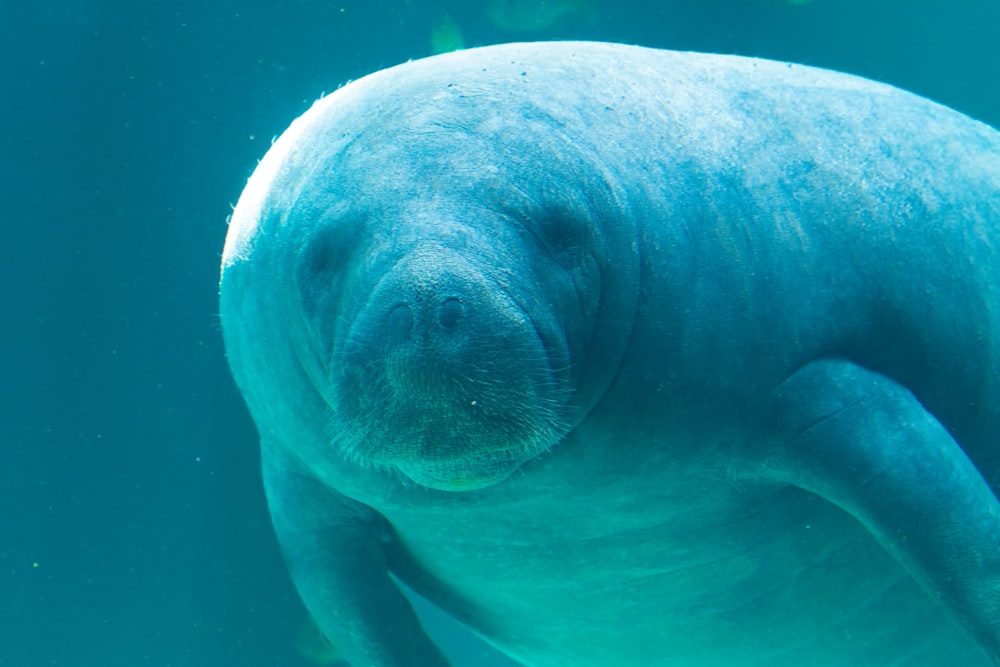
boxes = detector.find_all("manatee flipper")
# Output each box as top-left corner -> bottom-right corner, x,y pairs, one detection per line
262,440 -> 451,667
764,359 -> 1000,664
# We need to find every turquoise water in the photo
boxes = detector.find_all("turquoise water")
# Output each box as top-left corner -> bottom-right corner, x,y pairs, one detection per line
2,1 -> 997,665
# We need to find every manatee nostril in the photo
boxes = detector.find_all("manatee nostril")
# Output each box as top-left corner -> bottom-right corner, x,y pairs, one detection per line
386,303 -> 414,342
438,297 -> 466,329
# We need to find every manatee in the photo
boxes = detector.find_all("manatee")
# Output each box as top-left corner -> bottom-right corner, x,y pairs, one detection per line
219,41 -> 1000,666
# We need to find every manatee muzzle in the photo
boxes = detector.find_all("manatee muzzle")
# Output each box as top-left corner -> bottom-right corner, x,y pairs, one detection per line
330,250 -> 567,489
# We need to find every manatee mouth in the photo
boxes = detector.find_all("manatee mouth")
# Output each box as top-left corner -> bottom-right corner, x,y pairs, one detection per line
330,332 -> 568,491
327,259 -> 570,491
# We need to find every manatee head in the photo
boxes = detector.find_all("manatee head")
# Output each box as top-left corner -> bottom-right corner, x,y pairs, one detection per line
221,47 -> 639,491
307,206 -> 573,491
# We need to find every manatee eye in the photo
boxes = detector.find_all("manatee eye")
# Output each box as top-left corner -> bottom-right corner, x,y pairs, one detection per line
533,207 -> 590,270
296,215 -> 363,316
300,226 -> 349,283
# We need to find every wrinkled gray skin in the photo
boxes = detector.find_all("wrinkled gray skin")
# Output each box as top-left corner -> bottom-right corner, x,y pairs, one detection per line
220,42 -> 1000,666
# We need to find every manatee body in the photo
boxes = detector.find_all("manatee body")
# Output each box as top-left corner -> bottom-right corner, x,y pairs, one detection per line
220,42 -> 1000,666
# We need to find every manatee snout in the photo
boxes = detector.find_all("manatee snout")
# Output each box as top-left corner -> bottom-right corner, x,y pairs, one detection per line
331,249 -> 568,490
342,252 -> 494,385
383,294 -> 467,343
356,254 -> 477,361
